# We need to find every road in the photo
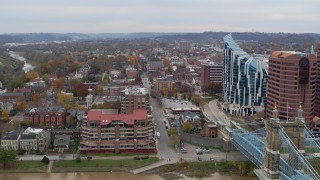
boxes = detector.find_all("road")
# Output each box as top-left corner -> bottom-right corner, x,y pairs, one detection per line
142,75 -> 178,161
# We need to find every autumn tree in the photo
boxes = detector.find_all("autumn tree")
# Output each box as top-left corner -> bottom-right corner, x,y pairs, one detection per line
162,58 -> 170,67
16,96 -> 27,112
183,122 -> 194,133
33,93 -> 41,106
26,70 -> 39,81
57,92 -> 73,109
11,119 -> 20,129
2,109 -> 9,120
129,56 -> 138,65
52,78 -> 64,92
171,135 -> 180,146
75,84 -> 89,98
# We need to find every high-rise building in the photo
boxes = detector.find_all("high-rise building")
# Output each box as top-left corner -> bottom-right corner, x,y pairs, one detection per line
315,44 -> 320,117
223,34 -> 268,116
200,62 -> 223,92
266,51 -> 317,125
121,87 -> 150,114
179,41 -> 191,52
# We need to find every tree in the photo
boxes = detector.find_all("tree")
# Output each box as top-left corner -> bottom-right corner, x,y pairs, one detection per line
113,100 -> 122,110
129,56 -> 138,65
183,122 -> 194,133
57,92 -> 73,109
148,76 -> 154,84
102,75 -> 110,86
33,93 -> 41,106
75,84 -> 89,98
26,70 -> 39,81
69,79 -> 80,92
52,78 -> 64,92
41,155 -> 50,165
162,58 -> 170,67
16,96 -> 27,112
167,127 -> 178,136
0,149 -> 17,168
171,135 -> 180,146
20,120 -> 31,128
168,65 -> 173,73
11,119 -> 20,129
2,109 -> 9,120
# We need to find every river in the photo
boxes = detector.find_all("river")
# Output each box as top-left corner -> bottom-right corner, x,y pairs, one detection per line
8,51 -> 34,73
0,172 -> 257,180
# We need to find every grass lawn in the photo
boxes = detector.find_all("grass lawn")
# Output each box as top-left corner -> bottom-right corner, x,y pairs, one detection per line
0,161 -> 47,173
91,152 -> 155,157
52,157 -> 159,172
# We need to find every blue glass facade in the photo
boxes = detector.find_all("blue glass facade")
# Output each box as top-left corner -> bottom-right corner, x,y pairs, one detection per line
223,34 -> 268,109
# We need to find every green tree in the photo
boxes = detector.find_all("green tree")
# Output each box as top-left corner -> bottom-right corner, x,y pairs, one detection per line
167,127 -> 178,136
41,155 -> 50,165
148,76 -> 154,84
183,122 -> 194,133
112,100 -> 121,110
102,75 -> 110,85
0,149 -> 17,168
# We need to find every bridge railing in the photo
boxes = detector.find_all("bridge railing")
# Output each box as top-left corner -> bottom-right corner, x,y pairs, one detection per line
231,129 -> 265,167
279,127 -> 319,180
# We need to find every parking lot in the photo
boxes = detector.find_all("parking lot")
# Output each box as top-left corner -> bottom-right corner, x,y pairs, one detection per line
179,143 -> 247,162
161,98 -> 198,109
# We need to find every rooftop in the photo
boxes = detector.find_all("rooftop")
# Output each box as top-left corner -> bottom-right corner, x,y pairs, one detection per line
87,109 -> 148,125
2,129 -> 21,140
122,87 -> 149,95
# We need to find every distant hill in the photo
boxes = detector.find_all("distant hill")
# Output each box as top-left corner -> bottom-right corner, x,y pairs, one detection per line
0,32 -> 320,45
157,32 -> 320,44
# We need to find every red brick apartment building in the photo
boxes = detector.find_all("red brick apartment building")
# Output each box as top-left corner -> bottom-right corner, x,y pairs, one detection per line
266,51 -> 317,126
24,107 -> 67,127
80,109 -> 155,153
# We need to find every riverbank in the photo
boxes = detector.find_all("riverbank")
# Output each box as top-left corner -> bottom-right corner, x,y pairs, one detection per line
0,157 -> 159,173
144,161 -> 257,179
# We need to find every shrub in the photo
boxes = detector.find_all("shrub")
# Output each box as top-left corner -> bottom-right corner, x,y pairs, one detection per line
41,156 -> 50,165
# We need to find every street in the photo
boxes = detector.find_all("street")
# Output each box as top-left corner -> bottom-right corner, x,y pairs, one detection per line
142,75 -> 178,160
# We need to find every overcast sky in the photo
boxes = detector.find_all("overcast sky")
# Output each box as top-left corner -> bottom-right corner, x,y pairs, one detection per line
1,0 -> 319,33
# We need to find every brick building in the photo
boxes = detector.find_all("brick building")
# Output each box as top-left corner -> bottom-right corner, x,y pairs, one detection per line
24,107 -> 67,127
80,109 -> 155,153
121,87 -> 150,114
266,51 -> 317,126
201,62 -> 223,92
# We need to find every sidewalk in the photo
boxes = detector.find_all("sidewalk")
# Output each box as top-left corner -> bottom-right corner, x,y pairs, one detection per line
208,99 -> 231,125
130,158 -> 178,174
47,160 -> 53,173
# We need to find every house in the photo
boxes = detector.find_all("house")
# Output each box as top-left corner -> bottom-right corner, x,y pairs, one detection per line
203,123 -> 218,138
1,129 -> 22,150
0,92 -> 24,102
54,134 -> 71,150
19,127 -> 51,153
13,87 -> 32,101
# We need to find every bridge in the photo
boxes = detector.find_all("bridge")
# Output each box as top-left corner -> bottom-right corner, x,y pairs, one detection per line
229,106 -> 320,180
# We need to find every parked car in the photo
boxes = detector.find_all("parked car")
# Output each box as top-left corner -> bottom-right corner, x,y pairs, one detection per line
180,148 -> 188,153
